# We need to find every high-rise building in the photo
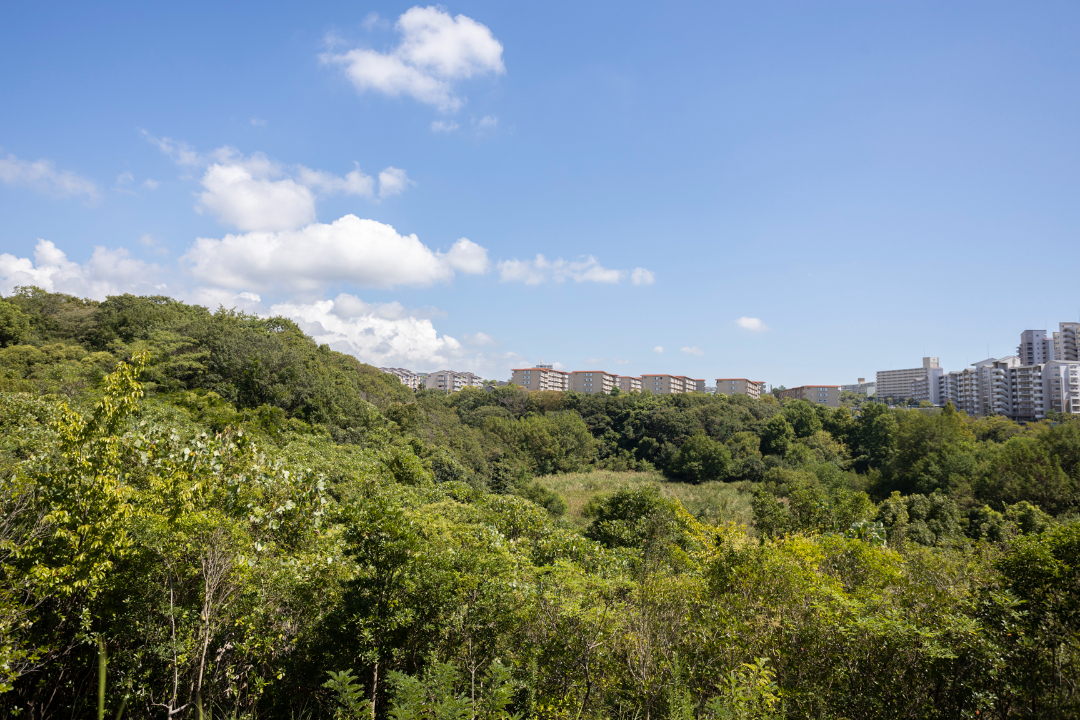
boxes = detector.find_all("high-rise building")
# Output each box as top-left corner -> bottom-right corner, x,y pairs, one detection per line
1053,322 -> 1080,361
571,370 -> 618,394
716,378 -> 766,400
510,366 -> 572,392
876,357 -> 943,404
939,355 -> 1080,421
425,370 -> 483,393
776,385 -> 841,407
1018,330 -> 1053,365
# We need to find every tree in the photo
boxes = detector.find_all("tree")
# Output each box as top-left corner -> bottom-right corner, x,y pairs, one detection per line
668,433 -> 731,483
0,300 -> 30,348
782,400 -> 822,438
760,415 -> 795,457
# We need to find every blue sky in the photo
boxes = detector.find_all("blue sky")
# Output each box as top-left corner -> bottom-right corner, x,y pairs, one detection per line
2,1 -> 1079,386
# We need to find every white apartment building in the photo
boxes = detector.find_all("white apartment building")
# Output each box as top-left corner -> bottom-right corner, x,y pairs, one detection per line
571,370 -> 619,394
510,366 -> 572,392
1053,322 -> 1080,361
939,356 -> 1080,421
616,376 -> 642,393
425,370 -> 484,393
640,374 -> 704,395
380,367 -> 422,391
877,357 -> 944,404
1018,330 -> 1054,366
840,378 -> 876,396
716,378 -> 766,400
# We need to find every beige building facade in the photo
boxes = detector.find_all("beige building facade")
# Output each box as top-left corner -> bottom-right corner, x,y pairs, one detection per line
640,374 -> 704,395
776,385 -> 841,407
511,367 -> 572,392
616,376 -> 642,393
425,370 -> 483,393
380,367 -> 422,391
716,378 -> 766,400
571,370 -> 618,394
876,357 -> 943,404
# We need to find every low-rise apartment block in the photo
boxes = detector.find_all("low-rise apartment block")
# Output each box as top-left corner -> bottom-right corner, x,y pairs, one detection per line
716,378 -> 766,400
425,370 -> 483,393
876,357 -> 944,404
511,367 -> 572,392
840,378 -> 876,396
641,374 -> 705,395
380,367 -> 422,391
616,375 -> 642,393
776,385 -> 841,407
571,370 -> 618,394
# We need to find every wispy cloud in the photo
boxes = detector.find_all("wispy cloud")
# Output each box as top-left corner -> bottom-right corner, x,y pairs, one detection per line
654,346 -> 664,354
681,346 -> 704,356
498,254 -> 651,286
0,152 -> 99,200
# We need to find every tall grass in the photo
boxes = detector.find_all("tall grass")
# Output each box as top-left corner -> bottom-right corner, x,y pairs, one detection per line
535,470 -> 756,529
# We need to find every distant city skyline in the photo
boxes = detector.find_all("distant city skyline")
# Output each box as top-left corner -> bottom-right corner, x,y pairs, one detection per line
3,2 -> 1080,386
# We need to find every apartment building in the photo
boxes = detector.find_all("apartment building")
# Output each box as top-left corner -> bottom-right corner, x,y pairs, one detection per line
571,370 -> 618,394
616,376 -> 642,393
716,378 -> 766,400
640,374 -> 704,394
840,378 -> 876,396
776,385 -> 841,407
1018,330 -> 1053,365
876,357 -> 944,404
939,358 -> 1001,416
1053,322 -> 1080,361
1045,361 -> 1080,415
425,370 -> 483,393
510,366 -> 572,392
380,367 -> 422,391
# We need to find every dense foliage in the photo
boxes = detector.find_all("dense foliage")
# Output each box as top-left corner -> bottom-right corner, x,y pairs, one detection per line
2,288 -> 1079,719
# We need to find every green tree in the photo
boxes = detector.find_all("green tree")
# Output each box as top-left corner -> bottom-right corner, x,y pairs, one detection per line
0,300 -> 30,348
760,415 -> 795,457
668,433 -> 732,483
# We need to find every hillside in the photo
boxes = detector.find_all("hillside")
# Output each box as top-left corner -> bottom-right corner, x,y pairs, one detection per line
1,288 -> 1079,719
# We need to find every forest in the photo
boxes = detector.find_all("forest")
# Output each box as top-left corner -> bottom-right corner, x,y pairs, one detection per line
1,287 -> 1078,719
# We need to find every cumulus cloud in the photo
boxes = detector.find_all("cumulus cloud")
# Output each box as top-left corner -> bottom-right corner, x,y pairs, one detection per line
477,115 -> 499,130
321,6 -> 505,113
0,153 -> 99,200
631,268 -> 655,286
272,293 -> 470,371
183,215 -> 489,292
145,136 -> 413,231
198,161 -> 316,232
736,316 -> 768,332
0,239 -> 160,299
498,255 -> 635,285
654,346 -> 664,354
377,167 -> 413,198
681,346 -> 704,356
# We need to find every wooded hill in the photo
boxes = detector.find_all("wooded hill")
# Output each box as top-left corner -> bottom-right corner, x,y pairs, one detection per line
1,287 -> 1078,719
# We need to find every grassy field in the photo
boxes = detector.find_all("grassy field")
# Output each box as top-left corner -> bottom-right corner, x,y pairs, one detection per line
534,469 -> 756,529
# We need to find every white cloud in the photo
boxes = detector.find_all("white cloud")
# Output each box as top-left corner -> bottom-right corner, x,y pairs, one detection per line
272,293 -> 470,371
0,153 -> 99,200
631,268 -> 655,286
463,331 -> 496,346
736,316 -> 768,332
681,346 -> 704,356
198,161 -> 316,232
116,171 -> 134,185
250,118 -> 267,127
147,137 -> 408,230
431,120 -> 460,133
143,179 -> 160,190
183,215 -> 489,292
378,166 -> 413,198
296,164 -> 375,197
477,115 -> 498,130
654,346 -> 664,354
0,239 -> 160,300
498,254 -> 636,285
321,6 -> 505,113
